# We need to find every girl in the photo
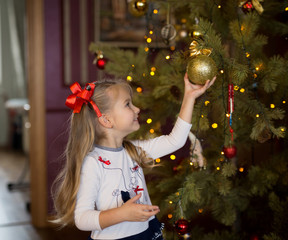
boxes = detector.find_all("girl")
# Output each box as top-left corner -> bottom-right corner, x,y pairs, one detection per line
52,73 -> 215,239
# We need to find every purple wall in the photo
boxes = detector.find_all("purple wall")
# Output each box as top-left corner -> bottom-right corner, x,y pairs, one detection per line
44,0 -> 96,213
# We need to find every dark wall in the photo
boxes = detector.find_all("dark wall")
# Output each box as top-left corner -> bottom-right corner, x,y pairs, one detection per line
44,0 -> 97,213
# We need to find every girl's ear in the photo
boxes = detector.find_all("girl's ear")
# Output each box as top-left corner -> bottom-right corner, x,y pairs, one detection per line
98,114 -> 113,128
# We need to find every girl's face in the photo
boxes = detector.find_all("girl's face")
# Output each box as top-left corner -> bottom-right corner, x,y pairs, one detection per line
107,85 -> 140,137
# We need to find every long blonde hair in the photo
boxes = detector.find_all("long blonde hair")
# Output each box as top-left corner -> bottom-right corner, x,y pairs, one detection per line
52,79 -> 153,227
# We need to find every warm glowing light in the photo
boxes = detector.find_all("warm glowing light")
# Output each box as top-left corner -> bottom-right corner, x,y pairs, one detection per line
146,38 -> 152,43
155,158 -> 161,163
285,6 -> 288,11
220,69 -> 224,74
201,115 -> 204,118
170,46 -> 176,51
170,155 -> 176,160
127,76 -> 132,81
150,129 -> 155,134
253,73 -> 257,78
166,55 -> 170,60
246,52 -> 250,58
240,88 -> 245,93
193,31 -> 201,37
198,209 -> 203,213
255,67 -> 259,71
221,151 -> 224,155
136,87 -> 142,93
153,9 -> 158,14
176,192 -> 180,196
239,167 -> 244,172
205,101 -> 210,106
216,167 -> 220,171
270,104 -> 275,109
283,100 -> 286,104
212,123 -> 218,128
181,18 -> 187,23
218,5 -> 221,8
151,67 -> 156,71
234,85 -> 239,91
281,128 -> 285,132
146,118 -> 152,124
150,71 -> 155,76
168,214 -> 173,219
142,73 -> 146,77
226,113 -> 230,117
256,114 -> 260,118
190,162 -> 193,166
144,47 -> 149,52
241,25 -> 245,31
149,30 -> 153,35
169,200 -> 173,204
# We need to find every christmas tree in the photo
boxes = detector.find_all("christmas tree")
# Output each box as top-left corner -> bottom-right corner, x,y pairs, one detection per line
90,1 -> 288,239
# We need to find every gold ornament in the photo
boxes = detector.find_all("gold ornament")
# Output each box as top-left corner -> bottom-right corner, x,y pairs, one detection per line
187,41 -> 217,85
128,0 -> 148,17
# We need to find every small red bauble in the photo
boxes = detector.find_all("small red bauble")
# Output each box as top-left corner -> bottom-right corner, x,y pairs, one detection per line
241,0 -> 254,14
223,145 -> 237,158
96,58 -> 107,70
174,219 -> 190,235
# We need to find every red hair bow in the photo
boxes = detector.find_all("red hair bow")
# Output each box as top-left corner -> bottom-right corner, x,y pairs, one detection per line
65,82 -> 102,117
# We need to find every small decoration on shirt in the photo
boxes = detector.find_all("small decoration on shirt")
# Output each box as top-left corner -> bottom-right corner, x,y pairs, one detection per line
131,165 -> 139,172
134,185 -> 144,194
98,156 -> 111,165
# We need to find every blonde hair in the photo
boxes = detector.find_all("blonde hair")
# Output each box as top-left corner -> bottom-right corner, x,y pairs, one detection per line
52,79 -> 153,227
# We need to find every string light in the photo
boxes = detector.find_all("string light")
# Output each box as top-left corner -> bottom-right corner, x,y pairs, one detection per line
146,37 -> 152,43
198,209 -> 203,213
270,104 -> 275,109
246,52 -> 250,58
256,114 -> 260,118
240,88 -> 245,93
170,46 -> 176,51
149,30 -> 153,35
127,75 -> 132,81
170,155 -> 176,160
281,128 -> 285,132
155,158 -> 161,163
150,71 -> 155,76
201,115 -> 204,118
136,87 -> 142,93
221,151 -> 224,155
153,9 -> 158,14
216,166 -> 220,171
234,85 -> 239,91
285,6 -> 288,11
226,113 -> 230,117
218,5 -> 221,8
205,100 -> 210,106
168,214 -> 173,219
166,55 -> 170,60
282,100 -> 286,104
212,123 -> 218,128
169,200 -> 173,204
146,118 -> 152,124
239,167 -> 244,172
151,67 -> 156,71
220,69 -> 224,74
144,47 -> 149,52
149,129 -> 155,134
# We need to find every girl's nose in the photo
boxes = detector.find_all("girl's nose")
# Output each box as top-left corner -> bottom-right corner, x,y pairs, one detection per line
134,105 -> 140,114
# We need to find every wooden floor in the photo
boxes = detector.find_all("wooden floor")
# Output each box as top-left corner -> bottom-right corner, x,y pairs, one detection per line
0,149 -> 90,240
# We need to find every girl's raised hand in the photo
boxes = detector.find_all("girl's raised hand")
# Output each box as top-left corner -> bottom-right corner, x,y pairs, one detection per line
184,72 -> 216,100
120,193 -> 160,222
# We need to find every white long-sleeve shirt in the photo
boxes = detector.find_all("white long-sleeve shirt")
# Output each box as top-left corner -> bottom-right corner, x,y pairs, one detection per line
74,117 -> 192,239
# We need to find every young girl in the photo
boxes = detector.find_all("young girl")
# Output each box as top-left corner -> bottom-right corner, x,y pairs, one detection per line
52,73 -> 215,239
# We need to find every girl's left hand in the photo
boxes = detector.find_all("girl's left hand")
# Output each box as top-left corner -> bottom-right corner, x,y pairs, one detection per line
184,73 -> 216,99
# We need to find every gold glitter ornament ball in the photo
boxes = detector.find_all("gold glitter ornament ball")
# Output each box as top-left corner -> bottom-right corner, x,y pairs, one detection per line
187,55 -> 217,85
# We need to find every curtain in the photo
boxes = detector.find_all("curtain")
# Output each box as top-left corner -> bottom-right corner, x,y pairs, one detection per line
0,0 -> 26,147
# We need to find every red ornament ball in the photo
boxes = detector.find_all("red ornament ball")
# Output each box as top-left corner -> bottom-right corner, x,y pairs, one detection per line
174,219 -> 190,235
96,58 -> 107,70
223,145 -> 237,158
241,0 -> 254,14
